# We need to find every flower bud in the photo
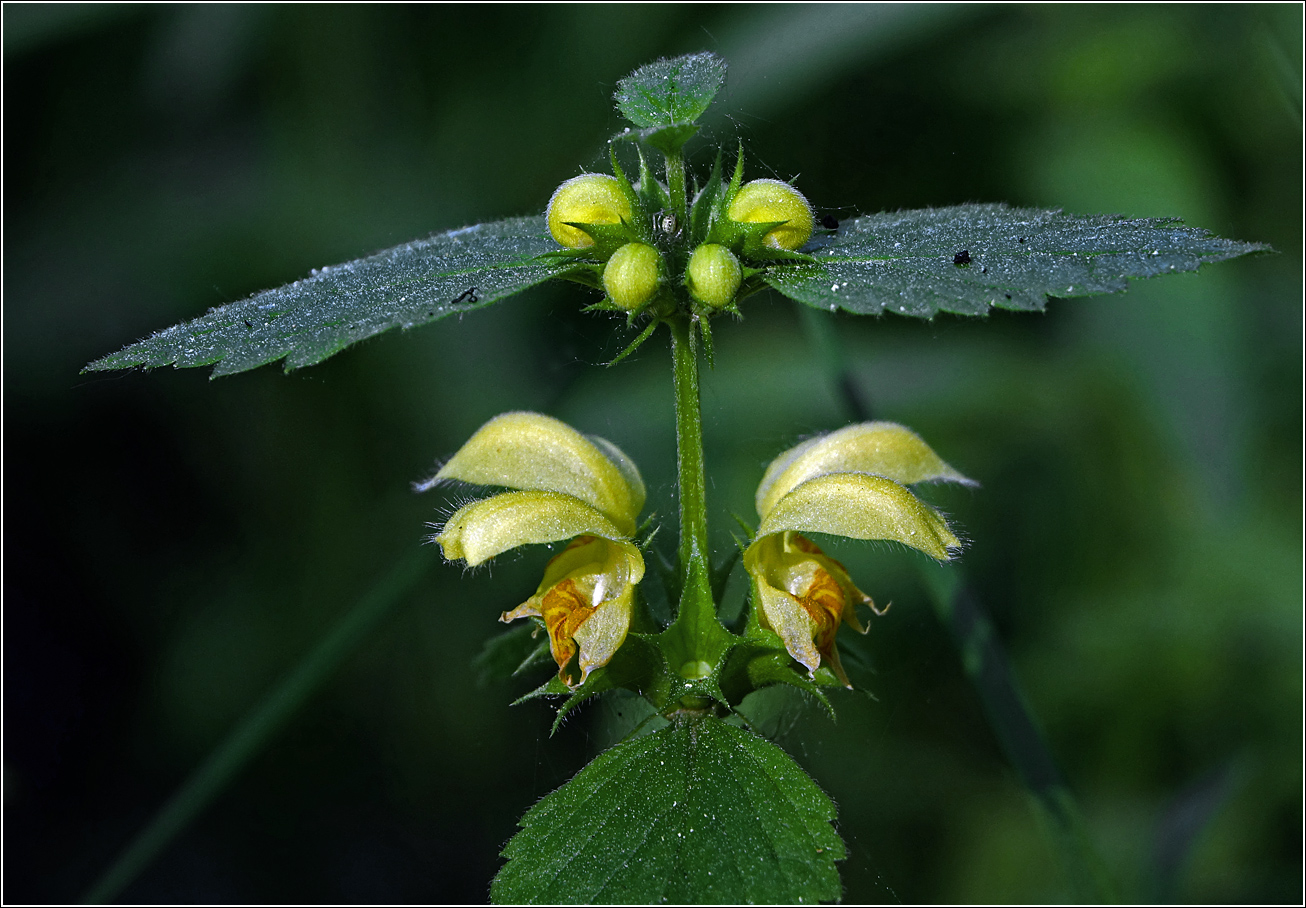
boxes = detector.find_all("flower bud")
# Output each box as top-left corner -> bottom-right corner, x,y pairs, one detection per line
602,243 -> 661,311
685,243 -> 742,310
727,178 -> 814,251
546,174 -> 633,249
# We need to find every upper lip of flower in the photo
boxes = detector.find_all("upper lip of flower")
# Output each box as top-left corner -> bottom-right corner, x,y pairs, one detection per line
744,421 -> 974,686
430,411 -> 646,564
428,412 -> 647,686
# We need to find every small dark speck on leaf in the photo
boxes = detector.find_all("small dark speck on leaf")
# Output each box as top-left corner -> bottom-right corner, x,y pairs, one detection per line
981,265 -> 988,274
953,250 -> 971,266
820,214 -> 839,230
1005,293 -> 1012,300
453,286 -> 479,305
1018,236 -> 1027,243
243,320 -> 253,329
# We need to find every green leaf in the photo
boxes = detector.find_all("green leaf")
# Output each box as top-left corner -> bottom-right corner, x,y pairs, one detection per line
492,716 -> 844,904
613,52 -> 727,129
614,123 -> 702,157
85,216 -> 570,378
764,204 -> 1271,317
473,622 -> 551,687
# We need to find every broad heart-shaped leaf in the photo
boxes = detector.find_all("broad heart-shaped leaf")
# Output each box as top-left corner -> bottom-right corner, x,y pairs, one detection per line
765,204 -> 1271,317
613,52 -> 727,129
492,716 -> 843,904
85,216 -> 569,378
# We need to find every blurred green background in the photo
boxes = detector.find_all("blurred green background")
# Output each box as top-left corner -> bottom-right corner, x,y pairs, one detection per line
4,4 -> 1301,903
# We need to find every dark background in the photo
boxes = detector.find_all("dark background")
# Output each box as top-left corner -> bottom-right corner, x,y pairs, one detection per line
4,4 -> 1301,903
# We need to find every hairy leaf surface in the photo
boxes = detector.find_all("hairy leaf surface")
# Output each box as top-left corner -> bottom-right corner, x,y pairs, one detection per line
86,216 -> 568,378
766,204 -> 1270,317
614,52 -> 727,128
491,717 -> 843,904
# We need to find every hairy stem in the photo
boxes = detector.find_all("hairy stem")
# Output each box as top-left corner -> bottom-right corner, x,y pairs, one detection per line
663,314 -> 725,676
670,315 -> 709,590
665,152 -> 687,229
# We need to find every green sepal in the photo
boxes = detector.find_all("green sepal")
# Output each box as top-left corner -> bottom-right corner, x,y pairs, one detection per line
557,264 -> 604,291
718,640 -> 836,721
688,149 -> 725,246
473,620 -> 551,687
707,216 -> 816,263
511,674 -> 570,706
726,142 -> 745,203
511,633 -> 676,733
558,220 -> 644,262
551,633 -> 674,733
695,313 -> 715,367
605,318 -> 660,367
633,146 -> 671,214
607,147 -> 654,244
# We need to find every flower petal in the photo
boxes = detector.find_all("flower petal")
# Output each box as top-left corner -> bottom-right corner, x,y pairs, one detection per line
573,589 -> 635,684
435,412 -> 645,534
500,536 -> 645,685
744,532 -> 870,688
757,473 -> 961,561
436,491 -> 624,566
756,422 -> 974,520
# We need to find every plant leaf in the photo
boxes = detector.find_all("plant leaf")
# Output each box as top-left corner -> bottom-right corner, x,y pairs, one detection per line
764,203 -> 1271,317
473,622 -> 551,687
613,52 -> 727,129
491,716 -> 844,904
85,216 -> 570,378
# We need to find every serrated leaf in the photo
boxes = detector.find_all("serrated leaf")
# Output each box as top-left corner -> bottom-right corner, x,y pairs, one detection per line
764,204 -> 1271,318
492,716 -> 844,904
85,216 -> 570,378
613,52 -> 727,129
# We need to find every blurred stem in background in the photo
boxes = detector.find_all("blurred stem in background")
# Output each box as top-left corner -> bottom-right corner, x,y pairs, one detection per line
81,548 -> 434,904
801,304 -> 1115,902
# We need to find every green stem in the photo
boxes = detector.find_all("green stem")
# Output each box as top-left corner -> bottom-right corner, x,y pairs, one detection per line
665,152 -> 687,228
670,315 -> 709,590
662,314 -> 730,679
82,547 -> 432,904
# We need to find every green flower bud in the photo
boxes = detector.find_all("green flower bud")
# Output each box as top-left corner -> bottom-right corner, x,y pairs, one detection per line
727,178 -> 814,251
685,243 -> 742,310
602,243 -> 661,311
546,174 -> 633,249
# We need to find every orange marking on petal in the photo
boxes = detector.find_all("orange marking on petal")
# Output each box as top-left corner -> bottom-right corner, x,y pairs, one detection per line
538,577 -> 596,683
797,566 -> 845,656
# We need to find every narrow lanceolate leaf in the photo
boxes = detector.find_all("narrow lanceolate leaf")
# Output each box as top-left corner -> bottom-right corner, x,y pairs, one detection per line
613,51 -> 727,128
85,216 -> 569,378
765,204 -> 1271,318
492,716 -> 844,904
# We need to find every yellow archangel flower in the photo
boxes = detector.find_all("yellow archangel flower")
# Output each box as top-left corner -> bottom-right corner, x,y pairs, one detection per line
431,412 -> 646,687
745,422 -> 975,688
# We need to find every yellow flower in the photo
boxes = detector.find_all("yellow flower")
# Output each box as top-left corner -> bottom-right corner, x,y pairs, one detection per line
745,422 -> 974,687
546,174 -> 633,250
727,178 -> 814,251
685,243 -> 742,310
432,412 -> 646,686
